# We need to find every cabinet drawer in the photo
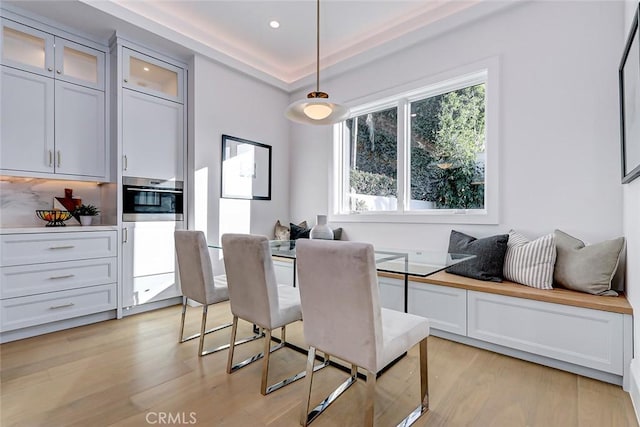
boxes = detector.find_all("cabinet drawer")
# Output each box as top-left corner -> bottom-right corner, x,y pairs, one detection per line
1,283 -> 116,331
1,231 -> 117,266
0,257 -> 117,298
467,291 -> 624,375
124,272 -> 180,307
408,282 -> 467,336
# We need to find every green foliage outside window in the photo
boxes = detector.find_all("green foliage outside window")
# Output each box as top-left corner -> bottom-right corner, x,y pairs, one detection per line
347,83 -> 486,210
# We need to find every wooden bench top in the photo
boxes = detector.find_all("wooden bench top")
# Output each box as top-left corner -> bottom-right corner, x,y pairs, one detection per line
379,270 -> 633,315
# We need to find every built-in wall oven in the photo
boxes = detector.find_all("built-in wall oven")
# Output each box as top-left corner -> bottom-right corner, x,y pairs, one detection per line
122,177 -> 184,222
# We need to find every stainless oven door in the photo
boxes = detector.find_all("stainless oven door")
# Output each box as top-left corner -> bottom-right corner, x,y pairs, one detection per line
123,177 -> 184,221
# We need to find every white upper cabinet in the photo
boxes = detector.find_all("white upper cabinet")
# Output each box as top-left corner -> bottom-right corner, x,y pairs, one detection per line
54,37 -> 105,90
0,16 -> 108,181
1,18 -> 54,77
123,48 -> 183,103
55,80 -> 105,178
122,89 -> 184,181
0,66 -> 54,173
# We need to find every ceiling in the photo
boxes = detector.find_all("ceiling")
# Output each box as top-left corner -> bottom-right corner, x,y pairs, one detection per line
5,0 -> 512,91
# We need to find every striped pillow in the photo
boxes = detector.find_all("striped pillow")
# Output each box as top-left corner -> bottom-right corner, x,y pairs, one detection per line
503,231 -> 556,289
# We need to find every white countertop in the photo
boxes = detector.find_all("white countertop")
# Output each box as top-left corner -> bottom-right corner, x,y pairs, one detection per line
1,225 -> 119,234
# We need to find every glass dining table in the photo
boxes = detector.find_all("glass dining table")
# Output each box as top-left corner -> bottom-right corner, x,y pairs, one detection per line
212,240 -> 475,314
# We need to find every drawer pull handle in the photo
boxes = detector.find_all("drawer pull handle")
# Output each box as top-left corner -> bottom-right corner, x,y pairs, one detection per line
49,303 -> 75,310
49,245 -> 75,250
49,274 -> 75,280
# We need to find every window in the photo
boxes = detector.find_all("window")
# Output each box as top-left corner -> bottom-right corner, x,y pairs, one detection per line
333,65 -> 498,224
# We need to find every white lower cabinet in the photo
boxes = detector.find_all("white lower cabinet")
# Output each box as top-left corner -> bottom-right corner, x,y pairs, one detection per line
467,290 -> 624,375
408,281 -> 467,336
0,230 -> 118,339
122,221 -> 182,309
378,276 -> 404,312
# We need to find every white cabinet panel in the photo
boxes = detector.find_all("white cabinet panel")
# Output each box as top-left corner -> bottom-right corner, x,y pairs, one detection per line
273,258 -> 295,286
0,231 -> 117,266
1,258 -> 117,298
54,80 -> 105,178
0,66 -> 54,173
408,282 -> 467,336
122,89 -> 184,181
1,283 -> 116,332
378,276 -> 404,312
467,291 -> 624,375
122,222 -> 181,308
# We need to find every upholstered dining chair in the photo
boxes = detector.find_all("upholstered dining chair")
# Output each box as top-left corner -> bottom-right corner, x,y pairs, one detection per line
175,230 -> 260,357
221,233 -> 328,395
296,239 -> 430,426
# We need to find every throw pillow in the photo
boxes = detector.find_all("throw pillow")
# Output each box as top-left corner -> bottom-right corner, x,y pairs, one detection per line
290,222 -> 310,240
274,220 -> 290,240
446,230 -> 509,282
503,231 -> 556,289
553,230 -> 625,296
332,227 -> 343,240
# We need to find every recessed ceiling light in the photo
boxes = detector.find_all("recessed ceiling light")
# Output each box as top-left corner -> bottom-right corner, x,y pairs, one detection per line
143,67 -> 150,72
269,20 -> 280,29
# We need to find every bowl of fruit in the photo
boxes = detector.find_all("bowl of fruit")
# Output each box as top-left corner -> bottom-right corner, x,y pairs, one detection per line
35,210 -> 72,227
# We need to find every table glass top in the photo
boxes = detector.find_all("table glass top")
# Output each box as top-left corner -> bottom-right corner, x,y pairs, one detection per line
211,240 -> 474,278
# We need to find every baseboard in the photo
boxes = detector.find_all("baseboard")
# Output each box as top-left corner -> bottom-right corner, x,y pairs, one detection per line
122,297 -> 182,316
629,359 -> 640,425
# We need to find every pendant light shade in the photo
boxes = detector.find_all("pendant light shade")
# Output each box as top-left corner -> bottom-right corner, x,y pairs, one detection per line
285,0 -> 349,125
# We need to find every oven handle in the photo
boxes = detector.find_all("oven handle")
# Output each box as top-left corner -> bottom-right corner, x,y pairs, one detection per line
126,188 -> 183,194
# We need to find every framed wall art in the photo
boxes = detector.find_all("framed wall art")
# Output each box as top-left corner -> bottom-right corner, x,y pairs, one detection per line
619,3 -> 640,184
221,134 -> 272,200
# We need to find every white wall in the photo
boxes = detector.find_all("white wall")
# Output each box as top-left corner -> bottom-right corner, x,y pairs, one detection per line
290,1 -> 624,250
623,0 -> 640,414
191,56 -> 291,248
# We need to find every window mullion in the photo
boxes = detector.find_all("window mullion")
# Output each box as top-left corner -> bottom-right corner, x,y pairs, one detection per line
396,99 -> 410,213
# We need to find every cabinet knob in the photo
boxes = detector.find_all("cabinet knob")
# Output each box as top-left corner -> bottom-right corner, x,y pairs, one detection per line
124,79 -> 128,83
47,67 -> 53,72
56,70 -> 61,74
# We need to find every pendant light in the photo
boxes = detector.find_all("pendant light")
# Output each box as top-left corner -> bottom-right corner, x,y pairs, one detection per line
285,0 -> 349,125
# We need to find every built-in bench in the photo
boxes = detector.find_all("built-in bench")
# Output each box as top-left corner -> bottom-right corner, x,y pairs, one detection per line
377,271 -> 633,390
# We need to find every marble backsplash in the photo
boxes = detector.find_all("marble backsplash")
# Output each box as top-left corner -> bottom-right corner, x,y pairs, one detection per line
0,177 -> 102,227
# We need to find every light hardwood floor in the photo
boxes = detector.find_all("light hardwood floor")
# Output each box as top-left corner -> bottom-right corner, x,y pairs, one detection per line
1,302 -> 637,427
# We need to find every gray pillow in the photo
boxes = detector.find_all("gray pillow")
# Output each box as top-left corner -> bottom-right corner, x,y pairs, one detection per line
446,230 -> 509,282
553,230 -> 625,296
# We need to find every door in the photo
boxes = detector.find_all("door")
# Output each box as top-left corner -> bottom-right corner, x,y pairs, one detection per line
122,89 -> 184,181
1,18 -> 54,77
54,37 -> 105,90
0,66 -> 54,173
122,222 -> 182,308
54,80 -> 105,178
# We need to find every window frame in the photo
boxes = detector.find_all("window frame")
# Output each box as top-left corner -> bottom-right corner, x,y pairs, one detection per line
330,57 -> 500,225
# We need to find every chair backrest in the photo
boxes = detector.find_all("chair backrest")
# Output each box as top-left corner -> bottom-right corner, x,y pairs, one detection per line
175,230 -> 225,305
296,239 -> 383,372
221,233 -> 280,328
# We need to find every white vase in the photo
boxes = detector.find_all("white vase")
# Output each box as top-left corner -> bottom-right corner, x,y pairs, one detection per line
80,216 -> 93,226
310,214 -> 333,240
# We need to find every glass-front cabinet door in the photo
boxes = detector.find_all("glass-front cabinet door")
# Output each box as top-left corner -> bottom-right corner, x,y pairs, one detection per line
122,48 -> 183,103
54,37 -> 105,90
1,18 -> 54,77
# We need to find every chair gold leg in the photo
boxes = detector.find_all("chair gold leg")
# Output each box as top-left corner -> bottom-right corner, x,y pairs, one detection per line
178,297 -> 187,342
226,316 -> 239,374
396,337 -> 430,427
300,346 -> 317,426
197,305 -> 208,356
261,329 -> 273,395
420,337 -> 429,410
365,370 -> 376,426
